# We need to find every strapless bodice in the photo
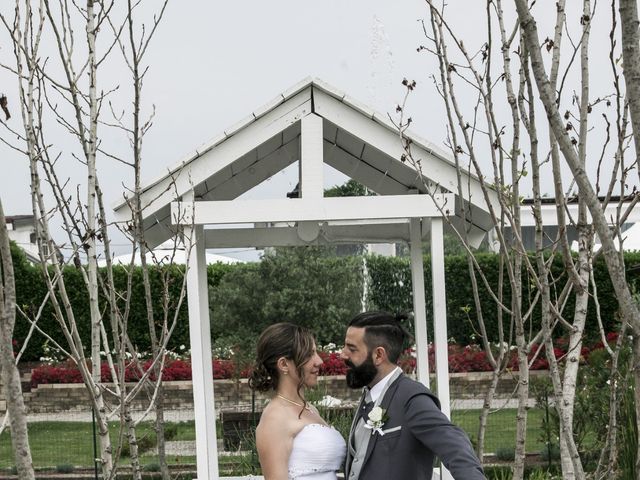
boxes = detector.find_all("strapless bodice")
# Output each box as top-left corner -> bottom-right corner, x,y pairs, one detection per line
288,423 -> 346,480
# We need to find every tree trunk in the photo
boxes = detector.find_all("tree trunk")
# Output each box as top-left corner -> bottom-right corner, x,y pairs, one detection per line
619,0 -> 640,166
513,334 -> 529,480
513,4 -> 640,472
0,198 -> 35,480
477,368 -> 501,459
154,387 -> 170,480
124,408 -> 143,480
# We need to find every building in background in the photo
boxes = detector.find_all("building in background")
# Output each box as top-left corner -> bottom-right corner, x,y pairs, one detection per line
6,215 -> 40,263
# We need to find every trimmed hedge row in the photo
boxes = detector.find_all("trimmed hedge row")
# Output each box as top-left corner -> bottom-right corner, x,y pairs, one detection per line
367,252 -> 640,345
27,333 -> 621,386
10,242 -> 640,361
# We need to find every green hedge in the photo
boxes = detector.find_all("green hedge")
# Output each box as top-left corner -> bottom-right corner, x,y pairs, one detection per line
10,242 -> 640,361
368,252 -> 640,344
11,242 -> 233,361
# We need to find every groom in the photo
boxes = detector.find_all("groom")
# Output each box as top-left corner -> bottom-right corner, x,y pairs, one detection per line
341,311 -> 485,480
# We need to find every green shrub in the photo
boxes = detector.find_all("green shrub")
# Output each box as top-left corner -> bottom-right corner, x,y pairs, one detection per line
495,446 -> 516,461
164,423 -> 178,440
55,464 -> 74,473
136,433 -> 156,454
142,462 -> 161,472
484,466 -> 512,480
540,444 -> 560,461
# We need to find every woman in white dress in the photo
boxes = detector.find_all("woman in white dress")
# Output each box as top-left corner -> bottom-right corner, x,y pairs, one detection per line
249,323 -> 346,480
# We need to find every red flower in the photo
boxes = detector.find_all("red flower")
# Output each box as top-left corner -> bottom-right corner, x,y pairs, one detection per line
318,352 -> 348,376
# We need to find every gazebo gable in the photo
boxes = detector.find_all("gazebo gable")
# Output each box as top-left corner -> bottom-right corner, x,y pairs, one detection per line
113,78 -> 497,248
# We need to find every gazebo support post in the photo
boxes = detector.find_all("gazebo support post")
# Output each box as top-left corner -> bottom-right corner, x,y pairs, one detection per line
185,223 -> 219,479
430,216 -> 453,480
409,217 -> 430,387
430,217 -> 452,416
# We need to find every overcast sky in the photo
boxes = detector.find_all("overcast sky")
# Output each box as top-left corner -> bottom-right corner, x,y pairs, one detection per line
0,1 -> 626,261
0,0 -> 440,260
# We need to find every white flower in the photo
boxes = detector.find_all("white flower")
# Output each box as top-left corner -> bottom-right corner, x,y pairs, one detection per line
315,395 -> 342,407
368,406 -> 384,423
323,342 -> 337,352
179,344 -> 186,351
364,406 -> 389,436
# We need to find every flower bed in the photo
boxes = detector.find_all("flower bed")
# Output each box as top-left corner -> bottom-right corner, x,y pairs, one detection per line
29,333 -> 619,387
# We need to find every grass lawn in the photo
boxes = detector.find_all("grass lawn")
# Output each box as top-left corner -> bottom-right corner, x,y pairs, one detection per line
0,409 -> 545,469
0,420 -> 196,469
452,408 -> 545,453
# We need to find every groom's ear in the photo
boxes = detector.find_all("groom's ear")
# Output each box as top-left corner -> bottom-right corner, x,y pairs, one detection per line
372,346 -> 388,365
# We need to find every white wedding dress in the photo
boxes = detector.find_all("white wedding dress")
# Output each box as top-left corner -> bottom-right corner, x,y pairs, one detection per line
288,423 -> 346,479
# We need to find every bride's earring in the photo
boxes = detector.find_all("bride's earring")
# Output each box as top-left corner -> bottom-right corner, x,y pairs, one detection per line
277,357 -> 290,376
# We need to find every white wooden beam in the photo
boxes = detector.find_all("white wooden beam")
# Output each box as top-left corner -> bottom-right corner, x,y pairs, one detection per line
313,89 -> 495,212
300,114 -> 324,198
184,216 -> 219,479
518,200 -> 640,227
409,217 -> 430,388
201,136 -> 299,201
113,89 -> 312,223
171,194 -> 454,225
203,222 -> 415,248
430,217 -> 453,480
430,218 -> 451,414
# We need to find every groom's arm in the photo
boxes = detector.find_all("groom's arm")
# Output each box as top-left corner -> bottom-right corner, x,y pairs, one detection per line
405,392 -> 486,480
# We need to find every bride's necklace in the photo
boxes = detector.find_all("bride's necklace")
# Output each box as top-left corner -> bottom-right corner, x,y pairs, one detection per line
277,394 -> 311,410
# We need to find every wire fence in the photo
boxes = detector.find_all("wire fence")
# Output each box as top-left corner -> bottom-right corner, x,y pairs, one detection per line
0,376 -> 557,478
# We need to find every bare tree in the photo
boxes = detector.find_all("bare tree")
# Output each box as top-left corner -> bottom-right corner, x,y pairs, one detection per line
0,1 -> 182,478
393,1 -> 640,478
0,197 -> 35,479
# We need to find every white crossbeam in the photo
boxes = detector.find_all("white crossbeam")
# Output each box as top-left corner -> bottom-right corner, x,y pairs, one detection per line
203,222 -> 416,248
171,194 -> 454,225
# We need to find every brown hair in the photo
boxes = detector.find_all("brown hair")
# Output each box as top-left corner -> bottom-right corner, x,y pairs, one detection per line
248,323 -> 316,408
348,311 -> 410,363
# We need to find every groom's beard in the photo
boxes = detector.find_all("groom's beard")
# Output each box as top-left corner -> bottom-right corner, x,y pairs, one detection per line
345,354 -> 378,389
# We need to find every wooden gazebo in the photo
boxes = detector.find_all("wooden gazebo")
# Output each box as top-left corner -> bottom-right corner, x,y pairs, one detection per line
113,78 -> 498,480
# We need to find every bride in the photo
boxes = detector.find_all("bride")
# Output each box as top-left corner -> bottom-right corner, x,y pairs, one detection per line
249,323 -> 346,480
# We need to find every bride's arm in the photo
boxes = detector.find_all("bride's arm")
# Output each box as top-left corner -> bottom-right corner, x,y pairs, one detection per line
256,412 -> 295,480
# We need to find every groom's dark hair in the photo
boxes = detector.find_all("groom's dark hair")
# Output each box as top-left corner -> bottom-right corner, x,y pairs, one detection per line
349,311 -> 410,363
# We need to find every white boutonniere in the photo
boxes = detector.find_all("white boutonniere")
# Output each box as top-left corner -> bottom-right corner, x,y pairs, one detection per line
364,406 -> 389,436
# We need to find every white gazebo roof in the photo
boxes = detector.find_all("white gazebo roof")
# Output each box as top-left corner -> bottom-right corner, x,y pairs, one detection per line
113,77 -> 498,249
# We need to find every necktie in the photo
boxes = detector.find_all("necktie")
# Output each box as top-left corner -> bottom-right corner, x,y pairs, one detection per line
359,388 -> 374,423
360,400 -> 374,423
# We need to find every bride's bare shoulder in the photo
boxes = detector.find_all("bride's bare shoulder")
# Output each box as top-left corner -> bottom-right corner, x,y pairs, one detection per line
257,400 -> 297,437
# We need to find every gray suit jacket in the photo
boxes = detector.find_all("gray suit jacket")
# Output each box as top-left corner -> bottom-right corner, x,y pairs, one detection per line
345,374 -> 485,480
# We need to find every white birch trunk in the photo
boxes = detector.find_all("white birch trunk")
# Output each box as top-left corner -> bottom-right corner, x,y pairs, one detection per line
513,0 -> 640,331
0,199 -> 35,480
619,0 -> 640,164
513,10 -> 640,464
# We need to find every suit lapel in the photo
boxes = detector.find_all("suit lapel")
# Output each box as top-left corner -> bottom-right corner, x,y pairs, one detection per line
362,373 -> 404,467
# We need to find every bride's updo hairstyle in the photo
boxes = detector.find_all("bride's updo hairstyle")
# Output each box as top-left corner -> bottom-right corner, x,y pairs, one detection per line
249,322 -> 315,393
